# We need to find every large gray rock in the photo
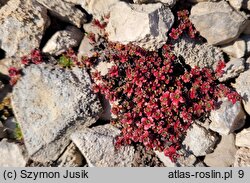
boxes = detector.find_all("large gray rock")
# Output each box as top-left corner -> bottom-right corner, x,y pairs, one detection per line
234,147 -> 250,167
57,143 -> 84,167
0,0 -> 49,58
219,57 -> 245,82
0,139 -> 27,167
233,69 -> 250,115
106,2 -> 174,50
190,1 -> 247,45
43,26 -> 83,56
172,35 -> 224,69
71,124 -> 135,167
12,64 -> 102,162
204,134 -> 237,167
36,0 -> 87,28
236,128 -> 250,148
210,98 -> 246,135
183,123 -> 217,156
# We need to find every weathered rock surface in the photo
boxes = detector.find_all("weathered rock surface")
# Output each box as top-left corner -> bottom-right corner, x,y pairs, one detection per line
0,0 -> 49,58
234,147 -> 250,167
204,134 -> 237,167
229,0 -> 244,10
236,128 -> 250,148
36,0 -> 87,28
43,26 -> 83,56
221,39 -> 246,58
12,64 -> 102,162
190,1 -> 247,45
233,69 -> 250,115
219,57 -> 245,82
210,98 -> 246,135
106,2 -> 174,50
0,139 -> 27,167
172,35 -> 224,69
133,0 -> 176,6
71,125 -> 135,167
57,143 -> 84,167
183,123 -> 217,156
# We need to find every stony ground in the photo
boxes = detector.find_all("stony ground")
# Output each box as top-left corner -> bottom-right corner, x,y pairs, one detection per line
0,0 -> 250,167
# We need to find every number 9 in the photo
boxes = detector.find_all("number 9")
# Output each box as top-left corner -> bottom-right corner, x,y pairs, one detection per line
238,170 -> 244,178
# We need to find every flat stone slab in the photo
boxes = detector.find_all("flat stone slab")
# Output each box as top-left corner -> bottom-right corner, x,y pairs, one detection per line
12,64 -> 102,162
71,124 -> 135,167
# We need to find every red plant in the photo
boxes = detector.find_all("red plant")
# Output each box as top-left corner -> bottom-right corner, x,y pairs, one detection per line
8,67 -> 20,86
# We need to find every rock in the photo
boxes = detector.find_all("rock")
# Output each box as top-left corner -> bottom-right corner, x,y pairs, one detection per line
233,69 -> 250,115
71,124 -> 135,167
0,58 -> 21,76
0,121 -> 7,139
154,151 -> 176,167
57,143 -> 84,167
210,98 -> 246,135
106,2 -> 174,51
183,123 -> 217,156
190,1 -> 247,45
219,57 -> 245,82
221,39 -> 246,58
43,26 -> 83,56
11,64 -> 102,162
0,0 -> 49,58
234,147 -> 250,167
236,128 -> 250,148
172,35 -> 224,69
204,134 -> 237,167
229,0 -> 244,10
36,0 -> 87,28
133,0 -> 176,6
0,139 -> 27,167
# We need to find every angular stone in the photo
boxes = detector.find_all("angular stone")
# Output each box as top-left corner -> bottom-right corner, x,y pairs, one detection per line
183,123 -> 217,156
236,128 -> 250,148
233,69 -> 250,115
221,39 -> 246,58
190,1 -> 247,45
36,0 -> 87,28
0,139 -> 27,167
210,98 -> 246,135
106,2 -> 174,50
172,35 -> 224,69
204,134 -> 237,167
71,125 -> 135,167
12,64 -> 102,162
229,0 -> 244,10
219,57 -> 245,82
57,143 -> 84,167
43,26 -> 83,56
234,147 -> 250,167
133,0 -> 176,6
0,0 -> 49,58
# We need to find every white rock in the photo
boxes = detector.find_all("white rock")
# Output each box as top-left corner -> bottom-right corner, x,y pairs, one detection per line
204,134 -> 237,167
234,147 -> 250,167
0,0 -> 49,58
233,69 -> 250,115
43,26 -> 83,56
11,64 -> 102,162
0,139 -> 27,167
190,1 -> 247,45
172,35 -> 224,69
106,2 -> 174,51
210,98 -> 246,135
183,123 -> 217,156
133,0 -> 176,6
57,143 -> 84,167
236,128 -> 250,148
219,57 -> 245,82
221,39 -> 246,58
71,125 -> 135,167
36,0 -> 87,28
229,0 -> 244,10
